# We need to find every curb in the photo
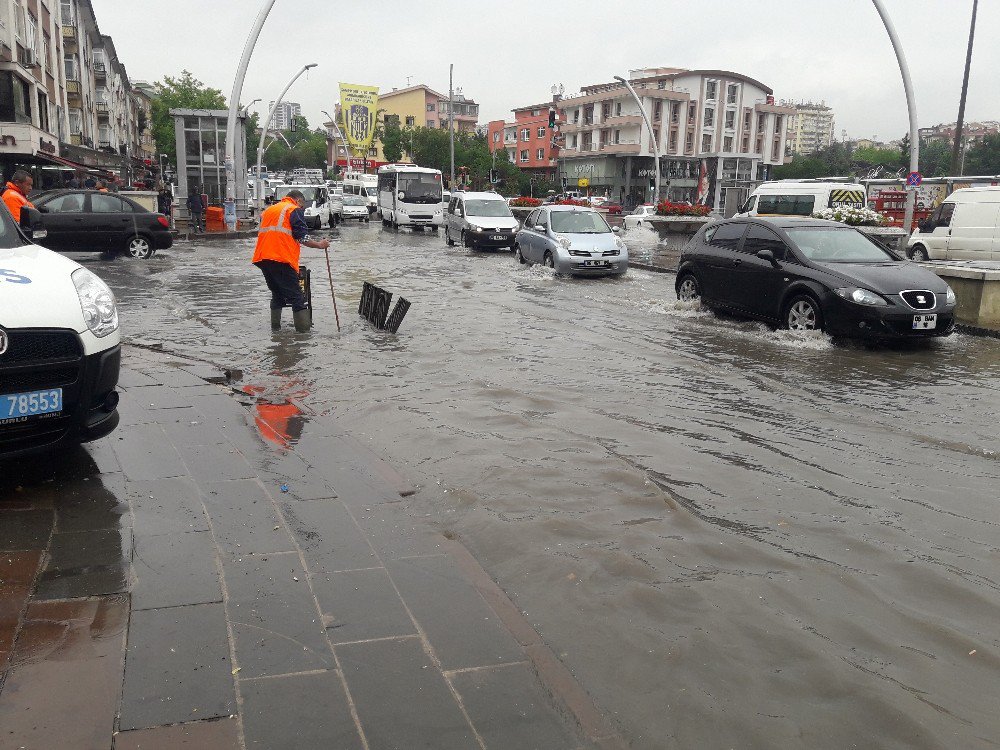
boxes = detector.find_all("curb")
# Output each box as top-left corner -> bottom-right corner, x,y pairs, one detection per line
630,261 -> 676,275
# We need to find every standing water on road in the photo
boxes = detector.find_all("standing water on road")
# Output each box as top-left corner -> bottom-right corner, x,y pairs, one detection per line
86,225 -> 1000,749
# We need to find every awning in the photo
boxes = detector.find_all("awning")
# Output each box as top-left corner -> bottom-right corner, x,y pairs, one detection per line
34,151 -> 114,176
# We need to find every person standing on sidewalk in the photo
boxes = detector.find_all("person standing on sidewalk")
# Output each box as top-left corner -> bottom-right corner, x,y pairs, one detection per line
252,189 -> 330,333
2,170 -> 35,222
186,189 -> 204,233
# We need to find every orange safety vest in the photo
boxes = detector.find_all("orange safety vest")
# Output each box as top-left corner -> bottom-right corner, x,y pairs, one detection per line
2,182 -> 34,222
252,197 -> 301,271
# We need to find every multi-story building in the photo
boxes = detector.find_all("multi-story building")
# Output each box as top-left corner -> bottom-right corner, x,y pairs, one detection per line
556,67 -> 794,211
268,100 -> 300,131
487,98 -> 562,181
918,121 -> 1000,148
783,101 -> 835,155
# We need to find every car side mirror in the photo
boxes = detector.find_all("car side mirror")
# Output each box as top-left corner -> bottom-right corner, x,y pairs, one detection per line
612,226 -> 621,233
756,248 -> 778,265
37,205 -> 49,213
19,206 -> 47,240
534,224 -> 546,232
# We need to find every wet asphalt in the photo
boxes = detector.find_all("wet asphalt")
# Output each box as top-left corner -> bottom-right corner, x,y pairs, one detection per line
5,220 -> 1000,749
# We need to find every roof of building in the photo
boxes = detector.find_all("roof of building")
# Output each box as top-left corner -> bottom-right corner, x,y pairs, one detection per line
578,68 -> 775,97
381,84 -> 448,101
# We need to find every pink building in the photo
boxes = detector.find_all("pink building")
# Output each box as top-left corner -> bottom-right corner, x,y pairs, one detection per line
488,100 -> 564,180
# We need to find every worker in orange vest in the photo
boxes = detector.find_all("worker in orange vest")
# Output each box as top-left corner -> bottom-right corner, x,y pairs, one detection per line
252,189 -> 330,332
2,170 -> 35,223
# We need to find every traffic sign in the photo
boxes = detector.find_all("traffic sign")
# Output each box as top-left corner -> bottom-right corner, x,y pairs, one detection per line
906,171 -> 922,187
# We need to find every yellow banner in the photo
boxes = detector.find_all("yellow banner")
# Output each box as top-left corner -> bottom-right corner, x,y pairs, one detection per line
339,82 -> 379,158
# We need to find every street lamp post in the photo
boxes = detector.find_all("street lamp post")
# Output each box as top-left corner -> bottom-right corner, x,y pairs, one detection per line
871,0 -> 919,246
255,63 -> 317,213
321,109 -> 350,176
224,0 -> 276,230
614,75 -> 660,205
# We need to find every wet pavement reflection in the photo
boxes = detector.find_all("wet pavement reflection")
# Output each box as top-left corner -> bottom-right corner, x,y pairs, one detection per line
67,224 -> 1000,748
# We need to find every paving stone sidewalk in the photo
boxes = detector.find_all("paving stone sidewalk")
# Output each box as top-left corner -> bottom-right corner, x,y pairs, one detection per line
0,345 -> 624,750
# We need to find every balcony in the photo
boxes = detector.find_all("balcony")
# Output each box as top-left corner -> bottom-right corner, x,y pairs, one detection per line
94,62 -> 106,78
96,101 -> 109,116
70,134 -> 81,145
601,114 -> 643,128
61,25 -> 78,49
599,141 -> 641,155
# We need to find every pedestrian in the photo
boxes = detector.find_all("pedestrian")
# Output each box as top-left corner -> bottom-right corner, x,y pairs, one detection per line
95,180 -> 108,192
84,175 -> 97,189
251,188 -> 330,333
67,173 -> 81,189
186,189 -> 204,233
2,169 -> 35,222
158,185 -> 173,224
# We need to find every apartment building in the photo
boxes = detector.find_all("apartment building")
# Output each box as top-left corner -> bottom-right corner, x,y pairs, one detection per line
487,99 -> 562,181
918,120 -> 1000,148
268,100 -> 300,131
783,101 -> 835,155
556,67 -> 794,211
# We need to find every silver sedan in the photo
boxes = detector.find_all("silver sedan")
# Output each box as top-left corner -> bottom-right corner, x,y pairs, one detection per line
514,206 -> 628,276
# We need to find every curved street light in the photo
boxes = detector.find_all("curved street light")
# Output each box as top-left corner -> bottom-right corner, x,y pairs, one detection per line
321,109 -> 350,177
614,75 -> 660,205
255,63 -> 318,213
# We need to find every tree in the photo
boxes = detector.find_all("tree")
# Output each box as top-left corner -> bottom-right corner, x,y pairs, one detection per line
151,71 -> 226,164
963,132 -> 1000,175
382,119 -> 404,163
919,139 -> 951,177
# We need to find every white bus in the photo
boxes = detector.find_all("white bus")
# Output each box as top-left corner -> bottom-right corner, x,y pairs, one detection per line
343,171 -> 378,212
377,164 -> 445,229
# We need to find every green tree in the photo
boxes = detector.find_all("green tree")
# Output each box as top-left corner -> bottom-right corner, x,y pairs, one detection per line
382,119 -> 404,163
151,71 -> 226,164
919,139 -> 952,177
961,133 -> 1000,175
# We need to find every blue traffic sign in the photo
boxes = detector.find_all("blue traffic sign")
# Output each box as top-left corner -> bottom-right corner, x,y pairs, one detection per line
906,171 -> 923,187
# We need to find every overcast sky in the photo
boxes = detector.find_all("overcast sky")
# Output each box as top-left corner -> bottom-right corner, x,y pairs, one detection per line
93,0 -> 996,143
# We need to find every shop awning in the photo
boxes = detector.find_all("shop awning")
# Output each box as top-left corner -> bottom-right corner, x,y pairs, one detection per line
35,151 -> 114,176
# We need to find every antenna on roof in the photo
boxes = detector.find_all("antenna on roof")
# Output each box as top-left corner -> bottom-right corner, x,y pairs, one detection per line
405,75 -> 413,86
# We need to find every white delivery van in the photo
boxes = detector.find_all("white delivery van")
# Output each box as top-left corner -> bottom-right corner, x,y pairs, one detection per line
736,181 -> 867,218
0,207 -> 121,459
906,186 -> 1000,261
343,171 -> 378,213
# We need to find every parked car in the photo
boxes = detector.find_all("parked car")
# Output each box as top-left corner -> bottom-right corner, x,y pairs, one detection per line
339,195 -> 370,222
675,217 -> 956,339
907,186 -> 1000,261
602,201 -> 624,215
31,190 -> 173,259
0,206 -> 121,459
623,204 -> 657,230
274,185 -> 331,229
514,205 -> 628,276
445,191 -> 519,250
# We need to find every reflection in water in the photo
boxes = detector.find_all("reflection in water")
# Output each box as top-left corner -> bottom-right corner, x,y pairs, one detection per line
84,224 -> 1000,749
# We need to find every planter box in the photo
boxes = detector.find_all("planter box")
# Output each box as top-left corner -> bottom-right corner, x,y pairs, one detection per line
920,261 -> 1000,333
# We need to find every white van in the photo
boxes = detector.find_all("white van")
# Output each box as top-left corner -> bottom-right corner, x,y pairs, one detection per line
444,191 -> 519,250
907,187 -> 1000,261
736,181 -> 866,218
343,171 -> 378,213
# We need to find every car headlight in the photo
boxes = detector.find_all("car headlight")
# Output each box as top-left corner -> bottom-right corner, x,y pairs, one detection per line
615,237 -> 626,251
556,234 -> 572,249
945,286 -> 956,305
470,224 -> 482,232
72,267 -> 119,337
834,287 -> 888,306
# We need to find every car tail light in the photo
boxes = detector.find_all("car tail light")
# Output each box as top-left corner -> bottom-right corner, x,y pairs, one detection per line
156,216 -> 169,228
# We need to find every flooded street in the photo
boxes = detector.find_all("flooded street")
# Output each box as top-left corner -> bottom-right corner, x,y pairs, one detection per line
82,224 -> 1000,749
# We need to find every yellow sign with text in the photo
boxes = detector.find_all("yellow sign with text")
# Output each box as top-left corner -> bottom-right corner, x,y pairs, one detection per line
578,177 -> 590,188
338,82 -> 380,158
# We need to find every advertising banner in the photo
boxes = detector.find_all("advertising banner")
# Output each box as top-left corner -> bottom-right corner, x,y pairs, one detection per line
338,83 -> 380,158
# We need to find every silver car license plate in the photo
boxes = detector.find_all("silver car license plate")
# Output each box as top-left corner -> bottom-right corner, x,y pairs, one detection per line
584,260 -> 610,267
0,388 -> 63,425
912,314 -> 937,330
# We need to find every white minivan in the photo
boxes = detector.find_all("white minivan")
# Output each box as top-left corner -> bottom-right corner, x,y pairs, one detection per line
736,181 -> 867,218
907,186 -> 1000,261
1,207 -> 121,459
444,191 -> 519,250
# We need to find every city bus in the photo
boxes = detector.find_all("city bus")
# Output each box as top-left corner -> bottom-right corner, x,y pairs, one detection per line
343,171 -> 379,212
377,164 -> 445,229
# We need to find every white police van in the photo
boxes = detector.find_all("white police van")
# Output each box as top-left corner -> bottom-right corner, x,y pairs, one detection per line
0,206 -> 121,458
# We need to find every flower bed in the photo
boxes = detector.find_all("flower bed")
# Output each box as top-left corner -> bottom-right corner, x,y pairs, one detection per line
552,198 -> 589,207
655,201 -> 711,217
811,207 -> 888,226
508,197 -> 542,208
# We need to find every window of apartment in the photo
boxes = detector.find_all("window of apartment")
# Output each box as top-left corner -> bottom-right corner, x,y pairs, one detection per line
670,103 -> 679,123
427,103 -> 435,112
25,12 -> 37,54
68,108 -> 82,135
404,115 -> 415,126
726,83 -> 738,104
531,109 -> 540,116
772,140 -> 781,161
705,80 -> 717,101
601,102 -> 611,119
614,101 -> 622,117
521,128 -> 530,141
37,91 -> 47,131
536,148 -> 544,160
724,110 -> 736,130
493,131 -> 500,142
774,115 -> 783,135
581,132 -> 593,151
537,126 -> 545,138
741,135 -> 750,152
572,108 -> 580,124
701,133 -> 713,152
583,105 -> 594,124
685,132 -> 694,151
704,108 -> 714,128
668,130 -> 677,151
687,102 -> 696,123
60,0 -> 74,24
757,113 -> 766,132
569,135 -> 577,148
63,55 -> 77,79
723,136 -> 733,152
520,149 -> 529,162
743,110 -> 752,130
614,129 -> 621,144
13,1 -> 26,42
653,101 -> 662,120
657,80 -> 666,90
98,125 -> 110,145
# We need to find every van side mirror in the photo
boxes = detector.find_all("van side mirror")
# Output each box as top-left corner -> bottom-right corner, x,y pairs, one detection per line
20,207 -> 47,240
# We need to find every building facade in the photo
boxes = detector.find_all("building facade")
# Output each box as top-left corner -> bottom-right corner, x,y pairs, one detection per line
783,101 -> 835,155
556,67 -> 794,212
918,121 -> 1000,147
487,99 -> 562,181
170,108 -> 248,211
268,100 -> 300,131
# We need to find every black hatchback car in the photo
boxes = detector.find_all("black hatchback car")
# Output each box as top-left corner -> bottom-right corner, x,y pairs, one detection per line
675,217 -> 956,339
31,190 -> 173,259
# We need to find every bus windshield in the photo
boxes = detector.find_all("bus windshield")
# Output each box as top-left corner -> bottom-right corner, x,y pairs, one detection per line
398,174 -> 442,204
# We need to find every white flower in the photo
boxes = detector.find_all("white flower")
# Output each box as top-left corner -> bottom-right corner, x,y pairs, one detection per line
811,206 -> 886,226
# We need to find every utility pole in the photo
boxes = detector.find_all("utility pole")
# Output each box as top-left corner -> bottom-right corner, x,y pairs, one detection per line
224,0 -> 276,230
449,64 -> 455,190
951,0 -> 978,175
321,110 -> 349,176
614,76 -> 660,204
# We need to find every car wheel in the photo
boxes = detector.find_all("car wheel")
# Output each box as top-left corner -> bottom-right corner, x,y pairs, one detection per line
676,273 -> 701,302
910,244 -> 929,261
126,235 -> 154,259
543,251 -> 554,268
784,295 -> 824,332
514,244 -> 526,264
461,230 -> 469,248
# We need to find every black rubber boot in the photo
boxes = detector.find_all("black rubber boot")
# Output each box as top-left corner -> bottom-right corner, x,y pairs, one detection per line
270,308 -> 282,331
293,309 -> 311,333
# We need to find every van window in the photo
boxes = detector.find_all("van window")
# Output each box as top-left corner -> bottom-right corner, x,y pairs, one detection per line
708,222 -> 746,250
931,202 -> 955,228
739,195 -> 757,214
758,194 -> 815,216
